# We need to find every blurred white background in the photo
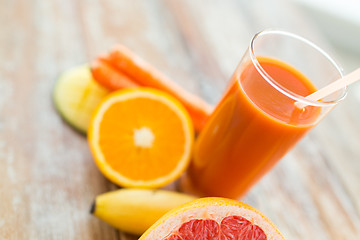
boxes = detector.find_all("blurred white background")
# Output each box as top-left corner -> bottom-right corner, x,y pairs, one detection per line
291,0 -> 360,72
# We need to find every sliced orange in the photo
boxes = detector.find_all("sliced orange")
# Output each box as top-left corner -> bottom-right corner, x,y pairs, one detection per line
140,197 -> 285,240
88,87 -> 194,188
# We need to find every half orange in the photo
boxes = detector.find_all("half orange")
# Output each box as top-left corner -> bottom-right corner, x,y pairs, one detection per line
140,197 -> 285,240
88,88 -> 194,188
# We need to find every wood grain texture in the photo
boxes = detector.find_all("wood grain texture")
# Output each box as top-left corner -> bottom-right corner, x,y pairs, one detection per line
0,0 -> 359,239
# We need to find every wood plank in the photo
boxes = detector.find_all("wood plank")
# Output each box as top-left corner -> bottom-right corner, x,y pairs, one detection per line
1,0 -> 359,239
168,0 -> 360,239
0,0 -> 118,239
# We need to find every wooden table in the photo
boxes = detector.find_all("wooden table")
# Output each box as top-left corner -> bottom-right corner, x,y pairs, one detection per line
1,0 -> 359,239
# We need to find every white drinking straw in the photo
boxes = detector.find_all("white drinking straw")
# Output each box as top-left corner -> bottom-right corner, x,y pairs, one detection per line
295,68 -> 360,109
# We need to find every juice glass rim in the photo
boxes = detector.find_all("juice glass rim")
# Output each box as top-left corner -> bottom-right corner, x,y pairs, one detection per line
249,29 -> 347,107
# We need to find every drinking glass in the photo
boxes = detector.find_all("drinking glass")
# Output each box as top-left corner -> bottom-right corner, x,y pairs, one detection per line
183,30 -> 347,199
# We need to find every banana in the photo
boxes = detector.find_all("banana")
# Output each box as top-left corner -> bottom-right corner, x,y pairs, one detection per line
90,188 -> 197,235
53,65 -> 109,134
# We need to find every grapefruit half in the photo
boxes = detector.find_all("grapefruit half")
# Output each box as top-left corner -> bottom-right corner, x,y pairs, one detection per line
139,197 -> 285,240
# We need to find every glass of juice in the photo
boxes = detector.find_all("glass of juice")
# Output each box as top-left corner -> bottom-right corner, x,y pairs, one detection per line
183,30 -> 347,199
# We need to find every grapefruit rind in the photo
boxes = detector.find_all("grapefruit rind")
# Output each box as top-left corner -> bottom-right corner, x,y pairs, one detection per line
88,87 -> 194,188
140,197 -> 285,240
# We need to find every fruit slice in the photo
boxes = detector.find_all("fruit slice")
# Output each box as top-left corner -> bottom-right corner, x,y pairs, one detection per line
88,88 -> 194,188
53,65 -> 109,133
91,188 -> 196,235
140,197 -> 285,240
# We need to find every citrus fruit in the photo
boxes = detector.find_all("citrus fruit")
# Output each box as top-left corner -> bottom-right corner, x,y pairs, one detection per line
140,197 -> 285,240
53,65 -> 109,133
88,87 -> 194,188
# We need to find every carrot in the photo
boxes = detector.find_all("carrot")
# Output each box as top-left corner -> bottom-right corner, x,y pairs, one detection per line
91,57 -> 138,91
105,45 -> 213,132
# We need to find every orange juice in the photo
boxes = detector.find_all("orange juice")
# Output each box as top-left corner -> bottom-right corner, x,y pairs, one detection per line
188,57 -> 320,198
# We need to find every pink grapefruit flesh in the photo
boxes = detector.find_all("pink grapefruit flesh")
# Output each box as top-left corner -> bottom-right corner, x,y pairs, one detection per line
161,216 -> 266,240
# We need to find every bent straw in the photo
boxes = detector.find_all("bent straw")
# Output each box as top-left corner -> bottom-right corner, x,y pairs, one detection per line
295,68 -> 360,109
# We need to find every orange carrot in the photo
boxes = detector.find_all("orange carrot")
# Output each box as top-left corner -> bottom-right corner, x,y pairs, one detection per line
105,45 -> 213,132
91,57 -> 138,91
